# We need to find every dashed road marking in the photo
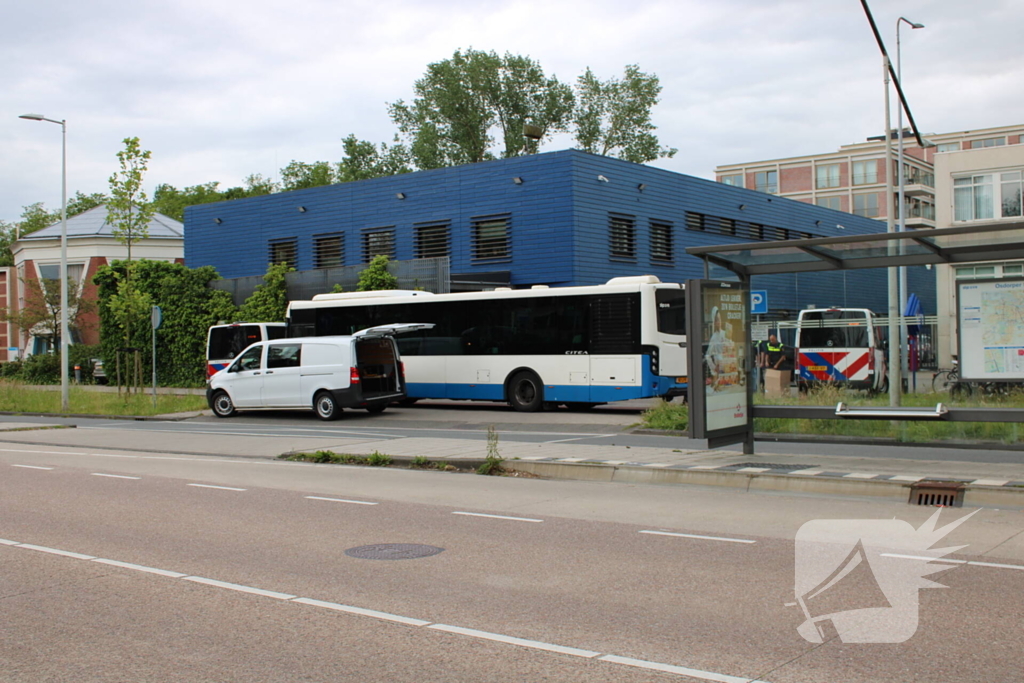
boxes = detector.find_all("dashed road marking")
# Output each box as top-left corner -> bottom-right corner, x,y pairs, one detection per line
452,511 -> 544,523
11,464 -> 54,470
639,530 -> 756,545
187,483 -> 246,491
91,473 -> 141,480
305,496 -> 378,506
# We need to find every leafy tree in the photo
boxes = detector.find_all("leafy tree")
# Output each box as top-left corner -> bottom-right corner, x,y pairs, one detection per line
572,65 -> 677,163
16,202 -> 59,237
388,48 -> 573,168
280,160 -> 338,191
66,191 -> 107,217
356,255 -> 398,291
239,262 -> 293,322
0,275 -> 94,350
153,182 -> 225,222
94,260 -> 238,387
107,137 -> 155,266
0,222 -> 16,267
337,135 -> 413,182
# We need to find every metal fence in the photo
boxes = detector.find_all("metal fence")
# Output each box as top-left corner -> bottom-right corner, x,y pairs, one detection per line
210,257 -> 451,307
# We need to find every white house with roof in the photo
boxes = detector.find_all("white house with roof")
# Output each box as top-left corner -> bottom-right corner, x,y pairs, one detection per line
4,204 -> 183,358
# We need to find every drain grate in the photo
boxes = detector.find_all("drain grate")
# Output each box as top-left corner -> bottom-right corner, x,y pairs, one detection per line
728,463 -> 817,470
909,481 -> 964,507
345,543 -> 445,560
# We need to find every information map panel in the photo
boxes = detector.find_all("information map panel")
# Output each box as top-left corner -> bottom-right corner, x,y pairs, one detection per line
957,278 -> 1024,382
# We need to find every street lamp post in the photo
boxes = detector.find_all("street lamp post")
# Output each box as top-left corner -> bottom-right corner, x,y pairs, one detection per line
19,114 -> 69,413
896,17 -> 924,391
882,59 -> 901,407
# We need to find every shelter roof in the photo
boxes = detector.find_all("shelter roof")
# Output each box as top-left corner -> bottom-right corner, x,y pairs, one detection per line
685,222 -> 1024,276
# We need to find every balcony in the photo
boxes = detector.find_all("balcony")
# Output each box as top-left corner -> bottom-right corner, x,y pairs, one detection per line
899,200 -> 936,228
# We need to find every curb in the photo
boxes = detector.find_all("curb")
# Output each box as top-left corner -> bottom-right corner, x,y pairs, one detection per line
502,460 -> 1024,509
0,410 -> 207,422
628,428 -> 1024,452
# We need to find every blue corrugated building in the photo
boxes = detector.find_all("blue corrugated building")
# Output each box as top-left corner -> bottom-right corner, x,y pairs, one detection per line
184,149 -> 935,316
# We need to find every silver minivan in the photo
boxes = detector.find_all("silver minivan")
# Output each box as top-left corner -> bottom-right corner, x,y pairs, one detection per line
206,324 -> 432,420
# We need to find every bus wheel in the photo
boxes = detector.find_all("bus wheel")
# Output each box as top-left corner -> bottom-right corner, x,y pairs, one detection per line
314,391 -> 341,421
508,371 -> 544,412
211,391 -> 236,418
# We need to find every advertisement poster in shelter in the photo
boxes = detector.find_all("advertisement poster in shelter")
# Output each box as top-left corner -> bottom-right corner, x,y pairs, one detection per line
701,282 -> 749,432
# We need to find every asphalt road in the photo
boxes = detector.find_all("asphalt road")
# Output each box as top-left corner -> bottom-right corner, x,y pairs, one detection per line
2,442 -> 1023,682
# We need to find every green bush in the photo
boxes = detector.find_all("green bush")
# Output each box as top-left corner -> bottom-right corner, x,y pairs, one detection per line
19,353 -> 61,384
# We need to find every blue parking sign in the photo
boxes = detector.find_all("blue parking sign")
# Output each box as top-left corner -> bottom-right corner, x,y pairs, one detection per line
751,290 -> 768,315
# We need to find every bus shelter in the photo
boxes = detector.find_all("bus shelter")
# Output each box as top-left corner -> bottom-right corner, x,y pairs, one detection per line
683,222 -> 1024,454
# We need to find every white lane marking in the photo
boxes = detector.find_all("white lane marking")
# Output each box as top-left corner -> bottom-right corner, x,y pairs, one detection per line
843,473 -> 880,479
688,465 -> 723,470
644,463 -> 675,468
80,425 -> 398,440
428,624 -> 600,658
91,473 -> 141,480
787,469 -> 824,476
451,511 -> 544,523
557,457 -> 587,462
543,435 -> 614,444
18,544 -> 95,560
517,456 -> 549,461
292,598 -> 430,626
0,448 -> 88,456
735,467 -> 770,473
971,479 -> 1010,487
84,453 -> 139,459
305,496 -> 378,506
183,576 -> 296,600
599,654 -> 768,683
92,558 -> 188,578
11,464 -> 54,470
639,530 -> 756,545
882,553 -> 1024,571
187,483 -> 246,491
890,475 -> 926,482
1,535 -> 767,683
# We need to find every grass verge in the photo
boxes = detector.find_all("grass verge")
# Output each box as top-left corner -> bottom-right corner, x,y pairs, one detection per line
642,386 -> 1024,444
0,381 -> 208,416
280,450 -> 459,471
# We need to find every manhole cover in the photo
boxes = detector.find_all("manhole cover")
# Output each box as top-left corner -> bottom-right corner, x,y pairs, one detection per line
345,543 -> 445,560
728,462 -> 817,470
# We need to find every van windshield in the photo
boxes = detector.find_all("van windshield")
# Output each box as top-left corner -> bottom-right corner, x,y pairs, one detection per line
799,311 -> 870,348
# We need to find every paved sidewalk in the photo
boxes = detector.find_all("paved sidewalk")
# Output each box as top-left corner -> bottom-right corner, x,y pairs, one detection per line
1,421 -> 1021,491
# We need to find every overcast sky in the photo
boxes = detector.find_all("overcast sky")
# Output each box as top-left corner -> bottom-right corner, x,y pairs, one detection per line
2,0 -> 1020,223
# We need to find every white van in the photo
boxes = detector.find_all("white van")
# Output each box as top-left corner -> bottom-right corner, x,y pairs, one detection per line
206,324 -> 432,420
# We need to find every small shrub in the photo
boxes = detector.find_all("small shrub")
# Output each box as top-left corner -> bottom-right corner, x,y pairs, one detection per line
411,455 -> 431,468
312,450 -> 337,463
20,353 -> 62,385
477,424 -> 504,475
367,451 -> 392,467
641,400 -> 688,431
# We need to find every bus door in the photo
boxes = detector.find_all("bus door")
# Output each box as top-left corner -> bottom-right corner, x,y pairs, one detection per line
796,309 -> 875,388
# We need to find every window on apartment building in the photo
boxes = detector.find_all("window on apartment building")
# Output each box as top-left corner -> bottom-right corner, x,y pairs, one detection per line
815,164 -> 840,189
852,160 -> 878,185
1003,264 -> 1024,275
608,214 -> 636,259
313,234 -> 344,268
362,229 -> 395,262
472,214 -> 511,260
852,193 -> 879,218
414,222 -> 450,259
954,171 -> 1024,221
269,239 -> 298,269
754,171 -> 777,194
719,174 -> 743,187
972,137 -> 1006,149
816,196 -> 842,211
36,263 -> 85,299
936,142 -> 960,153
649,221 -> 673,263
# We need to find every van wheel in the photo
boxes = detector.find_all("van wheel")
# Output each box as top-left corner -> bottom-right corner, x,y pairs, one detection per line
314,391 -> 341,421
365,402 -> 387,414
508,371 -> 544,412
211,391 -> 236,418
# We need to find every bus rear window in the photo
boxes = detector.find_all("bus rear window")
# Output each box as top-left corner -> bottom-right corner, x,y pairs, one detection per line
209,326 -> 262,360
799,311 -> 869,348
655,290 -> 686,336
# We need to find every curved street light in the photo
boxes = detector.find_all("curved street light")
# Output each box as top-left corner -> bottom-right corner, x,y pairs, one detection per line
19,113 -> 69,413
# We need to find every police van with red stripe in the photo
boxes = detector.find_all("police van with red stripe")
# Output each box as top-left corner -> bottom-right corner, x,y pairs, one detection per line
795,308 -> 888,393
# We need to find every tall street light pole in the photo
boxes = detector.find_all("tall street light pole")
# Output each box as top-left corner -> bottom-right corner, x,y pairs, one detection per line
19,113 -> 69,413
882,59 -> 901,407
896,17 -> 925,390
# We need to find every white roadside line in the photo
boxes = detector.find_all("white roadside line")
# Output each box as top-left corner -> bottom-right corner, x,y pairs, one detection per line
639,530 -> 757,545
451,511 -> 544,523
0,535 -> 768,683
542,435 -> 615,444
882,553 -> 1024,571
91,473 -> 141,480
79,425 -> 400,440
11,464 -> 54,470
187,483 -> 247,492
305,496 -> 378,506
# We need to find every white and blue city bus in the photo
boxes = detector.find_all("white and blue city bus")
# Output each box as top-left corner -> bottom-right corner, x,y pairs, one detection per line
285,276 -> 688,411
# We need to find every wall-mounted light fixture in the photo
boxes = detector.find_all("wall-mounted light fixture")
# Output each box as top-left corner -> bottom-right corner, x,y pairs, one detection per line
837,223 -> 846,230
512,177 -> 523,185
815,220 -> 821,226
298,206 -> 307,213
396,192 -> 406,199
214,218 -> 223,224
738,204 -> 746,210
637,183 -> 646,192
597,175 -> 609,183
